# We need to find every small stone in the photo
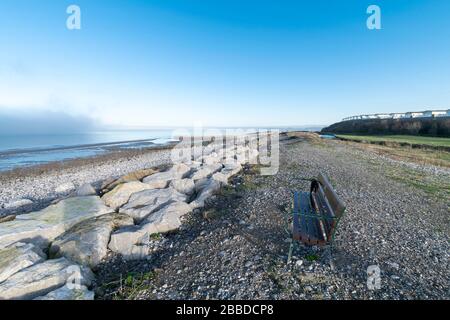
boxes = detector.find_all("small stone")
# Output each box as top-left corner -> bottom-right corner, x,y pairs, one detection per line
388,262 -> 400,270
0,215 -> 16,224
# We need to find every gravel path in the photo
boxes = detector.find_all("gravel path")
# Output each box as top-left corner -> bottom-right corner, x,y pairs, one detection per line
0,148 -> 172,215
93,136 -> 448,300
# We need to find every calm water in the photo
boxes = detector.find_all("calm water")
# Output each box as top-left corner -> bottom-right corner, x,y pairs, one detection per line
0,130 -> 177,172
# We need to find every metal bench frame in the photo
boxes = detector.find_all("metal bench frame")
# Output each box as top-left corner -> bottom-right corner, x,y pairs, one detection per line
287,173 -> 346,263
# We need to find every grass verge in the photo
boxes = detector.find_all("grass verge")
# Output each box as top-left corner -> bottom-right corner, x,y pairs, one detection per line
336,134 -> 450,148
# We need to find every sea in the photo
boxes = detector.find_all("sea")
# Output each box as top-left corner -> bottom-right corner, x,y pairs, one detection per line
0,126 -> 322,172
0,130 -> 180,172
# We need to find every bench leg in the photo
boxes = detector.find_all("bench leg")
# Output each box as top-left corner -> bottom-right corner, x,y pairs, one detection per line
328,243 -> 335,270
287,240 -> 295,264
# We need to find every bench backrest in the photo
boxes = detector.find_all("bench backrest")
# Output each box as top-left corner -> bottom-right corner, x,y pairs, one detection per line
311,173 -> 346,241
317,173 -> 346,218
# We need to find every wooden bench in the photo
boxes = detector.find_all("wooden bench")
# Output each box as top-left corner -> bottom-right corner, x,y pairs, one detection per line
288,173 -> 346,262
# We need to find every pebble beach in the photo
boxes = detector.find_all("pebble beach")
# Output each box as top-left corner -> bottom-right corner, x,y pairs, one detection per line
0,132 -> 448,300
0,147 -> 173,216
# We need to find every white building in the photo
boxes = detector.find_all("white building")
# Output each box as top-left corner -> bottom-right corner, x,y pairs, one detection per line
432,110 -> 449,117
343,109 -> 449,121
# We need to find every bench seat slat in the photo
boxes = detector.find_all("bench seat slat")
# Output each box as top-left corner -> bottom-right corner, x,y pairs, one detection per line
293,192 -> 327,246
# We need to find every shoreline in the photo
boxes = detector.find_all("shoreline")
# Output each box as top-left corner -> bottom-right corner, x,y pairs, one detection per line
0,145 -> 175,216
0,144 -> 175,180
0,138 -> 177,156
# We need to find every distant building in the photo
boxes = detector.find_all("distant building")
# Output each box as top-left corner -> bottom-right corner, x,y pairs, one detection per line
343,109 -> 450,121
411,112 -> 424,118
432,110 -> 448,117
392,113 -> 406,119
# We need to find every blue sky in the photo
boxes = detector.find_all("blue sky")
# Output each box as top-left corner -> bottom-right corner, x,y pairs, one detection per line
0,0 -> 449,128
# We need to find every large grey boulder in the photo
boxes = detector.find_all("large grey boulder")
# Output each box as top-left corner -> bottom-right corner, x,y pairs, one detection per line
248,148 -> 259,163
142,163 -> 191,189
108,226 -> 147,255
49,213 -> 133,268
75,183 -> 97,197
112,244 -> 150,261
202,145 -> 215,157
0,242 -> 46,283
55,182 -> 76,194
208,162 -> 242,186
120,188 -> 187,224
0,196 -> 113,249
34,285 -> 94,300
189,161 -> 203,169
142,201 -> 192,232
0,257 -> 94,300
169,178 -> 195,196
171,163 -> 192,176
221,163 -> 242,179
109,202 -> 192,257
141,173 -> 172,189
3,199 -> 33,214
235,154 -> 246,164
112,212 -> 135,229
211,172 -> 229,185
201,153 -> 221,165
102,181 -> 153,211
190,163 -> 223,181
190,179 -> 222,209
101,168 -> 159,193
234,146 -> 258,164
194,178 -> 213,193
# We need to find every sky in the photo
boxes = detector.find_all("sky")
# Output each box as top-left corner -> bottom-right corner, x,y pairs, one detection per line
0,0 -> 449,130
